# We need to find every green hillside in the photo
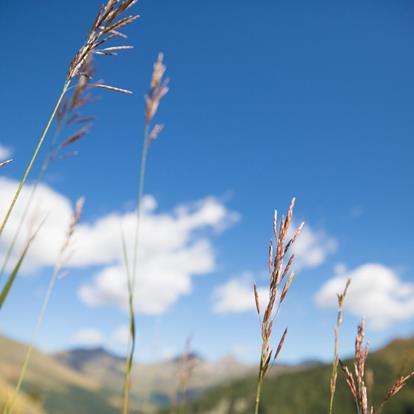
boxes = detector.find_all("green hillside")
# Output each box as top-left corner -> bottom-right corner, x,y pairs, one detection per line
164,337 -> 414,414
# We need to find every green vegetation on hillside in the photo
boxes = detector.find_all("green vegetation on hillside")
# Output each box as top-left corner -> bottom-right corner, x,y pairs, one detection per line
164,338 -> 414,414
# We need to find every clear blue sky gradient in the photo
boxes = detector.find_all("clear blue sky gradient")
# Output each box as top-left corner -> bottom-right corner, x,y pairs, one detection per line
1,0 -> 414,362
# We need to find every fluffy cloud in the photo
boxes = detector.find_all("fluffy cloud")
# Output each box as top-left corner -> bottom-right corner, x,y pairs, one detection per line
315,263 -> 414,330
110,325 -> 130,346
0,177 -> 238,314
213,223 -> 336,314
0,177 -> 73,273
212,273 -> 268,314
72,328 -> 104,347
0,145 -> 12,160
292,223 -> 337,269
71,325 -> 130,348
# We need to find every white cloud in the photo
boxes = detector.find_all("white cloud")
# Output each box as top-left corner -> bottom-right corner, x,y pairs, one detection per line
212,221 -> 336,314
212,273 -> 268,314
0,177 -> 238,314
72,325 -> 131,349
0,145 -> 12,160
292,223 -> 337,269
110,325 -> 130,346
72,328 -> 104,347
0,177 -> 73,273
315,263 -> 414,330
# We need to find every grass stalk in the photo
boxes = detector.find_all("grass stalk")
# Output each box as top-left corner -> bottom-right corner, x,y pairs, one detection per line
0,58 -> 95,280
0,218 -> 46,309
3,199 -> 84,414
253,199 -> 303,414
121,53 -> 168,414
328,278 -> 351,414
254,352 -> 265,414
120,229 -> 136,414
0,159 -> 50,279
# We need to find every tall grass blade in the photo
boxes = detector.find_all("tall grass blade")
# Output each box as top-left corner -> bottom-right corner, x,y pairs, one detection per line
121,52 -> 168,414
0,218 -> 46,309
3,199 -> 84,414
120,228 -> 136,414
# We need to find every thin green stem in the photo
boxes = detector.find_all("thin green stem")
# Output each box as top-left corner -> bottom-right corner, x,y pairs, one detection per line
121,123 -> 150,414
131,123 -> 150,288
254,371 -> 264,414
0,161 -> 48,279
254,346 -> 266,414
0,116 -> 65,279
120,228 -> 135,414
3,255 -> 59,414
0,80 -> 70,238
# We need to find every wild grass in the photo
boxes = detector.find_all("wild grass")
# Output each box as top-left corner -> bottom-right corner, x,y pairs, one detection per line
1,3 -> 414,414
0,0 -> 137,239
121,51 -> 169,414
0,219 -> 46,310
3,199 -> 84,414
0,57 -> 95,281
339,320 -> 414,414
252,198 -> 304,414
329,278 -> 351,414
0,1 -> 139,412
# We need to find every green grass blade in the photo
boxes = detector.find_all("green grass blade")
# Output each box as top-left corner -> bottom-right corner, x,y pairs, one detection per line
120,227 -> 136,414
0,245 -> 30,309
0,218 -> 45,309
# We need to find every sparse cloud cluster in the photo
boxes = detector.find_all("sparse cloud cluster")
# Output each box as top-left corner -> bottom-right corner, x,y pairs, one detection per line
72,326 -> 129,348
292,223 -> 337,269
212,223 -> 337,314
212,273 -> 268,314
0,177 -> 239,314
315,263 -> 414,330
2,176 -> 413,332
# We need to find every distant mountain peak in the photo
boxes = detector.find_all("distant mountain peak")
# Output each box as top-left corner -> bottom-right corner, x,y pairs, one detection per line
54,346 -> 124,372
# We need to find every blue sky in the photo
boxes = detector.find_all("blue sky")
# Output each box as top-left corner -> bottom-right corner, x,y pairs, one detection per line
1,0 -> 414,364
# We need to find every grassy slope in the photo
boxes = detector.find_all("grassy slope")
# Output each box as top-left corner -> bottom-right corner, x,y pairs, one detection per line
167,337 -> 414,414
0,337 -> 254,413
0,337 -> 117,414
55,349 -> 255,411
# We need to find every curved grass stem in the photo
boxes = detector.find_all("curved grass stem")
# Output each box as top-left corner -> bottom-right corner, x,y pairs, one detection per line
121,124 -> 150,414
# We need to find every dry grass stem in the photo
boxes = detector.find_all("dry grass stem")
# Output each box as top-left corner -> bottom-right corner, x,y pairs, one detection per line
95,83 -> 133,94
329,278 -> 351,414
253,198 -> 304,414
0,0 -> 136,239
340,320 -> 414,414
67,0 -> 139,81
170,337 -> 197,413
121,52 -> 169,414
0,59 -> 95,281
145,53 -> 169,125
4,198 -> 84,414
0,159 -> 13,168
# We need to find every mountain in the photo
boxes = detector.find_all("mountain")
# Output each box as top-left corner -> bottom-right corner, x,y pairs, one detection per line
163,337 -> 414,414
55,347 -> 255,411
1,335 -> 413,414
0,336 -> 254,413
0,336 -> 115,414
